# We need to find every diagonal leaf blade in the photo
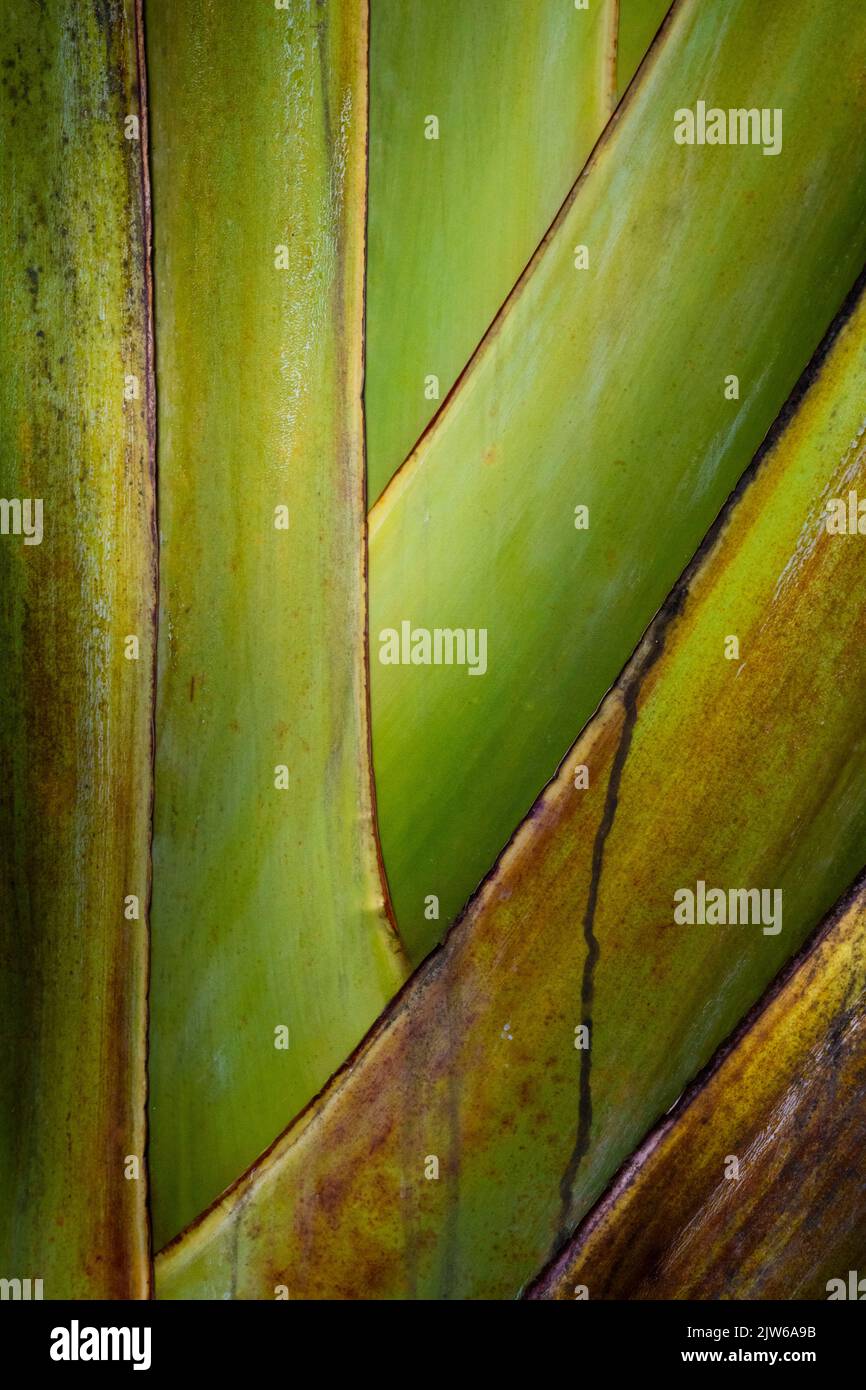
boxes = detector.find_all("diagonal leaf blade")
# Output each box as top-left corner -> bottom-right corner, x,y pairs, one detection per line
157,273 -> 866,1299
365,0 -> 617,499
530,871 -> 866,1300
370,0 -> 866,961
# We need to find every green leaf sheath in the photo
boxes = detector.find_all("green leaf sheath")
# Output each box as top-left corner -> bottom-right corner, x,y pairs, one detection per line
616,0 -> 672,98
146,0 -> 408,1250
530,872 -> 866,1300
365,0 -> 616,500
0,0 -> 153,1298
157,276 -> 866,1299
369,0 -> 866,962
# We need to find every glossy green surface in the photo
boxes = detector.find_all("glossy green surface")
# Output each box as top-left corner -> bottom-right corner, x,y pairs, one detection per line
0,0 -> 153,1297
365,0 -> 616,499
147,0 -> 407,1249
157,277 -> 866,1301
370,0 -> 866,960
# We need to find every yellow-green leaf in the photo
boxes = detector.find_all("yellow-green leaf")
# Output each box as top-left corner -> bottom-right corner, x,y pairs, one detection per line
370,0 -> 866,962
616,0 -> 672,98
365,0 -> 616,499
0,0 -> 153,1298
147,0 -> 407,1249
530,871 -> 866,1300
156,275 -> 866,1299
